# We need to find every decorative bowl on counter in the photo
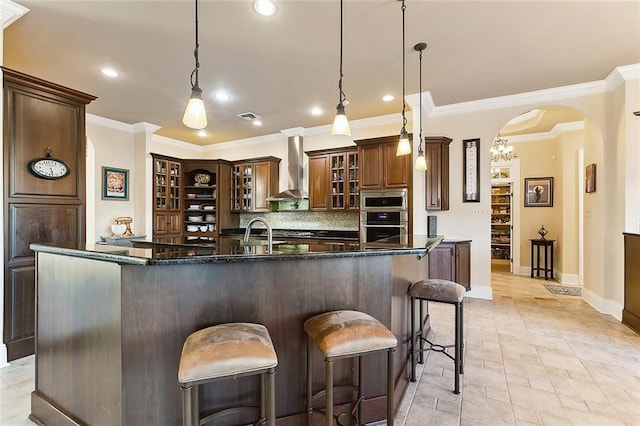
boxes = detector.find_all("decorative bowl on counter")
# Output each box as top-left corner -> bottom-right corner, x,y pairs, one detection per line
111,224 -> 127,236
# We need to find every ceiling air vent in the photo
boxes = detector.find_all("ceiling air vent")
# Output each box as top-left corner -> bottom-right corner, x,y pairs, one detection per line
237,112 -> 261,121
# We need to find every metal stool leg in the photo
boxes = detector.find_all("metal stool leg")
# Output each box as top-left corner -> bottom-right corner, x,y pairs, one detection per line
454,302 -> 461,394
357,355 -> 364,424
387,348 -> 395,426
325,358 -> 334,426
418,300 -> 425,364
460,300 -> 464,375
266,368 -> 276,426
306,337 -> 313,425
259,373 -> 266,424
410,296 -> 416,382
181,383 -> 198,426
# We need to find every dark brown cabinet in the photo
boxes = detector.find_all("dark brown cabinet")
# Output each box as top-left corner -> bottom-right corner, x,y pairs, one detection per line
424,136 -> 452,211
356,135 -> 411,190
2,67 -> 95,360
231,157 -> 280,212
306,147 -> 359,211
152,154 -> 182,241
428,241 -> 471,291
623,233 -> 640,334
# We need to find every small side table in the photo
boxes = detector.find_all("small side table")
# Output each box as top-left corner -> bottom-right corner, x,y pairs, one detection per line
530,239 -> 555,280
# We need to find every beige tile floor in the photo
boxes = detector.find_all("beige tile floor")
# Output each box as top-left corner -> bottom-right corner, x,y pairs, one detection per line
1,270 -> 639,425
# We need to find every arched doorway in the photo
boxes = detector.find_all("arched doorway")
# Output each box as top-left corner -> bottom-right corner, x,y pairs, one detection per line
490,106 -> 586,285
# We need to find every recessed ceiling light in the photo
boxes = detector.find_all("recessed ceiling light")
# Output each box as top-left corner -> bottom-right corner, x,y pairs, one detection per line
382,94 -> 394,102
215,91 -> 231,101
310,107 -> 323,116
253,119 -> 263,126
197,130 -> 207,137
253,0 -> 277,17
100,68 -> 119,78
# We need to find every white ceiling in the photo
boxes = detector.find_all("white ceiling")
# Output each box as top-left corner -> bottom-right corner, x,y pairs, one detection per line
4,1 -> 640,145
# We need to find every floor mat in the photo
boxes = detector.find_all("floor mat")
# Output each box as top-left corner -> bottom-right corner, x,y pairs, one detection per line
543,284 -> 582,296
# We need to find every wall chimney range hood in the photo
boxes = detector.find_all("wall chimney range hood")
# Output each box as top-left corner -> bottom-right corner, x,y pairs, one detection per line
268,129 -> 308,202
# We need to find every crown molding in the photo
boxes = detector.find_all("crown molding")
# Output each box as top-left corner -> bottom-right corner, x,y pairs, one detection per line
2,0 -> 28,29
132,122 -> 160,134
86,113 -> 134,133
280,127 -> 305,138
153,134 -> 204,153
508,121 -> 584,144
203,132 -> 285,152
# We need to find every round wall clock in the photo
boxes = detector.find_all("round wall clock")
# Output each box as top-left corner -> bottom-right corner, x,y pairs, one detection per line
28,148 -> 71,180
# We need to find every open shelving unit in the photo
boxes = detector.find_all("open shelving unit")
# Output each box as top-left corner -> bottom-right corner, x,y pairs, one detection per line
491,183 -> 512,261
184,168 -> 218,242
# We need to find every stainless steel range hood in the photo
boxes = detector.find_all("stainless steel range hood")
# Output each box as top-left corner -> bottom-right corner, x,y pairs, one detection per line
267,132 -> 308,201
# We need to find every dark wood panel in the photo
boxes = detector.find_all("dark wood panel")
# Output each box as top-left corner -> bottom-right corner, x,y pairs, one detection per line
623,233 -> 640,334
424,137 -> 451,211
253,161 -> 271,211
33,252 -> 425,425
428,242 -> 471,290
358,143 -> 383,189
383,142 -> 411,188
4,265 -> 35,360
308,155 -> 329,210
9,204 -> 80,260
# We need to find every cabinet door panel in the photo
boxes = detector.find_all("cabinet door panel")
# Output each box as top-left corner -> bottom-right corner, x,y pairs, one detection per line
359,145 -> 383,189
425,143 -> 443,209
308,155 -> 330,210
384,143 -> 410,188
253,162 -> 270,212
428,245 -> 455,281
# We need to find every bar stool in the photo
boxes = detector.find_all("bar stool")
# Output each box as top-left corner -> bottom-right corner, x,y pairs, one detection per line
178,322 -> 278,426
304,310 -> 397,426
409,279 -> 465,394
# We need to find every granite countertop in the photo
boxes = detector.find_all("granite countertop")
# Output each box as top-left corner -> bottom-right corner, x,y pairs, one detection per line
30,235 -> 443,266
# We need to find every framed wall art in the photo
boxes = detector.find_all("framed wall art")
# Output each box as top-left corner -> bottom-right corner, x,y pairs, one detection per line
585,163 -> 596,193
102,166 -> 129,200
524,177 -> 553,207
463,138 -> 480,202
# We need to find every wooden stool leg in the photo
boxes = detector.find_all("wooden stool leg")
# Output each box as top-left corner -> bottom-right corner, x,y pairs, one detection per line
306,337 -> 313,425
410,296 -> 416,382
266,368 -> 276,426
387,348 -> 395,426
181,383 -> 198,426
325,358 -> 334,426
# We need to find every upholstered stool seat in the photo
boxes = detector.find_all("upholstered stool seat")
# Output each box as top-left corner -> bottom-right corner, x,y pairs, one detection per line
409,279 -> 465,394
304,310 -> 397,426
178,323 -> 277,426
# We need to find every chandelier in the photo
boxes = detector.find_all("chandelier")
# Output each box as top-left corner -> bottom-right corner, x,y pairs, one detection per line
491,134 -> 516,162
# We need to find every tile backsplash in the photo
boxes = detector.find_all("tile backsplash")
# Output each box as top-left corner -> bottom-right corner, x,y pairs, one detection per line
239,211 -> 358,231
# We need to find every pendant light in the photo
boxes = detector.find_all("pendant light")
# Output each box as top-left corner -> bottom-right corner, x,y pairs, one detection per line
396,0 -> 411,156
331,0 -> 351,136
182,0 -> 207,130
414,42 -> 427,171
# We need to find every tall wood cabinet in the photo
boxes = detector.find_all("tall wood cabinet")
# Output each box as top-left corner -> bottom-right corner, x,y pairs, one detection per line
2,67 -> 95,360
151,155 -> 238,241
306,147 -> 359,211
356,135 -> 411,190
231,157 -> 280,212
424,136 -> 451,211
152,154 -> 182,241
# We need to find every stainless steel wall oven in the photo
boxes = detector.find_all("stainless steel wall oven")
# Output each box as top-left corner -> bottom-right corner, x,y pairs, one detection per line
360,189 -> 408,244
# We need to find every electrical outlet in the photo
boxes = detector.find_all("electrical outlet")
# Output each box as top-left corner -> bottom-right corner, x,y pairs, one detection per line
469,208 -> 484,216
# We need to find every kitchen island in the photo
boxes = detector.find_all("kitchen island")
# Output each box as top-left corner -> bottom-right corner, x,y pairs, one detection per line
30,236 -> 442,425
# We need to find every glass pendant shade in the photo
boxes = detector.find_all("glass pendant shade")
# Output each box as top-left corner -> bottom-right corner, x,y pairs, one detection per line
396,128 -> 411,156
414,148 -> 427,171
331,104 -> 351,136
183,86 -> 207,129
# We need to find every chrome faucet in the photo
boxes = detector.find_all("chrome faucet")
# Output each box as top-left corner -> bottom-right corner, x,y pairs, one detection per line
244,217 -> 273,254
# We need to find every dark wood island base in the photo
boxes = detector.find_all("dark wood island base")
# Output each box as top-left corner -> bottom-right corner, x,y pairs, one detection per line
30,237 -> 441,425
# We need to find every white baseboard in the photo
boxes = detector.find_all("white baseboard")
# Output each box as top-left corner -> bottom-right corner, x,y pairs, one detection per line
557,271 -> 580,285
466,285 -> 493,300
582,287 -> 623,321
0,344 -> 9,368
